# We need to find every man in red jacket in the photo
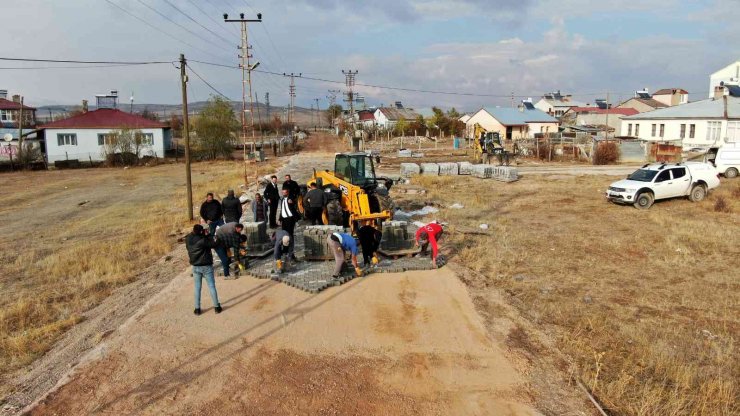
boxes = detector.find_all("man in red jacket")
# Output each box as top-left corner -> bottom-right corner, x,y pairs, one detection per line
415,222 -> 444,268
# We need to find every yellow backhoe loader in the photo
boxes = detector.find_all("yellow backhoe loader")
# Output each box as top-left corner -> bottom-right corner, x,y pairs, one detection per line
472,123 -> 513,165
298,152 -> 395,235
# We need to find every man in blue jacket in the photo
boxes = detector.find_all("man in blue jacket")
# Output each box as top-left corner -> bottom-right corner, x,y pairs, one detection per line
327,232 -> 362,279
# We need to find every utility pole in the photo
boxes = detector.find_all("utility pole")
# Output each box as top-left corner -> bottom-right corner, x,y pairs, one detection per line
604,92 -> 610,140
327,89 -> 340,128
179,54 -> 193,221
283,73 -> 300,126
265,92 -> 270,121
342,70 -> 358,118
225,12 -> 262,174
314,98 -> 321,129
17,96 -> 23,165
130,92 -> 134,113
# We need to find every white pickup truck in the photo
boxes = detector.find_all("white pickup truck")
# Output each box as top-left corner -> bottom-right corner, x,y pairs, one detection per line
606,162 -> 720,209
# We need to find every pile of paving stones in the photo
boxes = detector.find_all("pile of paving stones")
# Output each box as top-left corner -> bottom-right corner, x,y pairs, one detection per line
403,162 -> 519,182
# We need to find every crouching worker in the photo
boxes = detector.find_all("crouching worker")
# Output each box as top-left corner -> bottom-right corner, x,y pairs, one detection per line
185,224 -> 222,315
358,225 -> 382,266
327,232 -> 362,279
272,230 -> 292,273
415,222 -> 444,269
214,222 -> 245,280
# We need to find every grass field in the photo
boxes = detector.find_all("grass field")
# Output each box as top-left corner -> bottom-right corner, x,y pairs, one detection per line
409,173 -> 739,415
0,159 -> 280,379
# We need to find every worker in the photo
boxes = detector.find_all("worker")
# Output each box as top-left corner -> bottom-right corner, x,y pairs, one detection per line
251,193 -> 268,223
185,224 -> 222,315
264,175 -> 280,228
415,222 -> 444,268
358,225 -> 381,266
272,230 -> 292,272
222,189 -> 243,224
283,174 -> 300,200
304,182 -> 325,225
327,232 -> 362,279
199,192 -> 224,235
277,187 -> 299,260
214,222 -> 245,280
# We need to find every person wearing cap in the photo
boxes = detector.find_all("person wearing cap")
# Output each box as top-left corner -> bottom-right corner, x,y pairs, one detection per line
272,229 -> 293,272
222,189 -> 243,224
327,232 -> 362,279
185,224 -> 222,315
415,222 -> 444,268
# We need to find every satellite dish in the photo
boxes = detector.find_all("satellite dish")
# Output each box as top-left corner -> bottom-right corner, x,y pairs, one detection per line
3,133 -> 13,142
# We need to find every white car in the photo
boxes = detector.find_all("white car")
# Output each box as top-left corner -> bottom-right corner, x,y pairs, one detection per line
706,144 -> 740,178
606,162 -> 720,209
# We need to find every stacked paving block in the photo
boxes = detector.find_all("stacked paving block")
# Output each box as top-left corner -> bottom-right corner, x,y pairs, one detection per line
398,149 -> 413,157
457,161 -> 474,175
400,163 -> 421,177
437,162 -> 459,176
302,225 -> 345,260
420,163 -> 440,176
379,221 -> 418,253
472,164 -> 495,179
472,165 -> 519,182
241,221 -> 274,257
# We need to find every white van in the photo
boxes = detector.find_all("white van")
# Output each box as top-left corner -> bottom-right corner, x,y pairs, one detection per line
707,143 -> 740,178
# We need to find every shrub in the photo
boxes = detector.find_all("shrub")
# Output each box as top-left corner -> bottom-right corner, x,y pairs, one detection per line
593,142 -> 620,165
714,196 -> 731,213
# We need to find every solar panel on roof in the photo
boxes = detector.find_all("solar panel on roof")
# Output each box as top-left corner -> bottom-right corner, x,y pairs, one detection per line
637,92 -> 651,99
523,101 -> 535,110
727,85 -> 740,97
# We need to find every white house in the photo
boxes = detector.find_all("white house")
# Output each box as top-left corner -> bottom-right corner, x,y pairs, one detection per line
373,107 -> 419,130
534,91 -> 586,117
38,108 -> 171,164
652,88 -> 689,107
465,106 -> 559,140
709,60 -> 740,98
620,93 -> 740,149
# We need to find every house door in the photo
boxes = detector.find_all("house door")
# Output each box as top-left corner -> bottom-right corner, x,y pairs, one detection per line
506,126 -> 513,140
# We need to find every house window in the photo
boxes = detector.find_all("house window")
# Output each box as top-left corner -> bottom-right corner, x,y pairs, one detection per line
707,121 -> 722,143
689,124 -> 695,138
659,124 -> 665,138
137,133 -> 154,145
627,124 -> 632,136
635,124 -> 640,136
57,133 -> 77,146
0,110 -> 15,122
727,121 -> 740,142
97,133 -> 117,146
651,124 -> 657,137
680,124 -> 686,139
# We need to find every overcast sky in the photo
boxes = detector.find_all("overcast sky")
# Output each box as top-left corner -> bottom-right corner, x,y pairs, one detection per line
2,0 -> 739,112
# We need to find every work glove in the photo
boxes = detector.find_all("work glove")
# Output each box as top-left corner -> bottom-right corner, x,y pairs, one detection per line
276,259 -> 283,271
371,255 -> 379,265
355,267 -> 363,277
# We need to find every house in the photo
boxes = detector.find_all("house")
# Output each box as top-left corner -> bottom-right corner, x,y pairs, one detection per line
708,60 -> 740,98
563,106 -> 639,134
652,88 -> 689,106
465,103 -> 559,140
37,108 -> 171,164
620,87 -> 740,149
534,91 -> 586,117
0,89 -> 40,162
355,109 -> 376,129
373,107 -> 420,130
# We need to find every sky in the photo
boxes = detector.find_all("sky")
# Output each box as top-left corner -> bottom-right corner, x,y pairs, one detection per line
2,0 -> 739,112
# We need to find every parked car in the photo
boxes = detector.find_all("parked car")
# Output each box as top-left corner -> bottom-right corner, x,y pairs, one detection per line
705,144 -> 740,178
606,162 -> 720,209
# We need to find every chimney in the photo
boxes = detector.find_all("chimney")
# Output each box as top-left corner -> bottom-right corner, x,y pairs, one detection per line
0,90 -> 6,100
714,86 -> 726,100
724,94 -> 728,119
12,94 -> 20,103
82,100 -> 89,113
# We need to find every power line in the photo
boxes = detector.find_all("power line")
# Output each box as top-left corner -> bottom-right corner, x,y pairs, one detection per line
186,62 -> 233,101
0,57 -> 170,65
161,0 -> 235,46
184,0 -> 239,40
103,0 -> 228,61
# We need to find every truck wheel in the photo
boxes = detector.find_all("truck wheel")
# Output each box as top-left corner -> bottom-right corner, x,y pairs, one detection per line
725,168 -> 739,179
634,192 -> 654,210
689,184 -> 706,202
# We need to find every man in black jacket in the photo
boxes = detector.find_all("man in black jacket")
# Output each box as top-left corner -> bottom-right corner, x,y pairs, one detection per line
283,174 -> 300,200
263,175 -> 280,228
221,189 -> 243,224
185,224 -> 222,315
199,193 -> 224,235
304,182 -> 325,225
277,187 -> 299,260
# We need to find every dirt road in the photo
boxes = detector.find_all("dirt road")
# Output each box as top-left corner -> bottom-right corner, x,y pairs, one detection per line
30,268 -> 539,415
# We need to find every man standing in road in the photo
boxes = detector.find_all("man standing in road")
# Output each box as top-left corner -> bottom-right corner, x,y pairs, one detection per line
214,222 -> 245,280
304,182 -> 325,225
199,192 -> 224,235
283,174 -> 300,200
221,189 -> 243,224
327,232 -> 362,279
415,222 -> 444,269
251,193 -> 268,223
264,175 -> 280,228
185,224 -> 222,315
277,187 -> 299,260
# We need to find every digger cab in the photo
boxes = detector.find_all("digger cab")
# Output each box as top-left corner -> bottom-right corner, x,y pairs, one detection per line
334,152 -> 378,190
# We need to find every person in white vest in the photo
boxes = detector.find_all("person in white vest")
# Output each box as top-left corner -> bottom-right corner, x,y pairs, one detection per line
276,186 -> 299,260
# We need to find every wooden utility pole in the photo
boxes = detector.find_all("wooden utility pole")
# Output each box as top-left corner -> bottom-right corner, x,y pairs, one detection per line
604,92 -> 610,140
17,96 -> 23,166
180,53 -> 193,221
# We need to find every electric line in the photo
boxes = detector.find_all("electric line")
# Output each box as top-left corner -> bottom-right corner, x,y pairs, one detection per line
186,63 -> 233,101
184,0 -> 239,39
0,64 -> 160,70
161,0 -> 235,45
103,0 -> 228,61
0,57 -> 171,65
236,0 -> 290,71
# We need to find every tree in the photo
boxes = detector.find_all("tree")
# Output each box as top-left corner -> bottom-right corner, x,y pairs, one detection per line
139,107 -> 160,121
326,104 -> 343,125
394,116 -> 408,136
194,95 -> 238,159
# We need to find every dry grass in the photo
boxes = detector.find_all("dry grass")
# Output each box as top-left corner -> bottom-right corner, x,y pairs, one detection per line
593,142 -> 621,165
0,159 -> 281,377
409,175 -> 739,415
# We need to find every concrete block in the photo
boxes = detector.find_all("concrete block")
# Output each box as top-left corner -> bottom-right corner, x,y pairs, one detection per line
398,149 -> 413,157
437,162 -> 459,176
457,161 -> 474,175
400,163 -> 421,177
420,163 -> 439,176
